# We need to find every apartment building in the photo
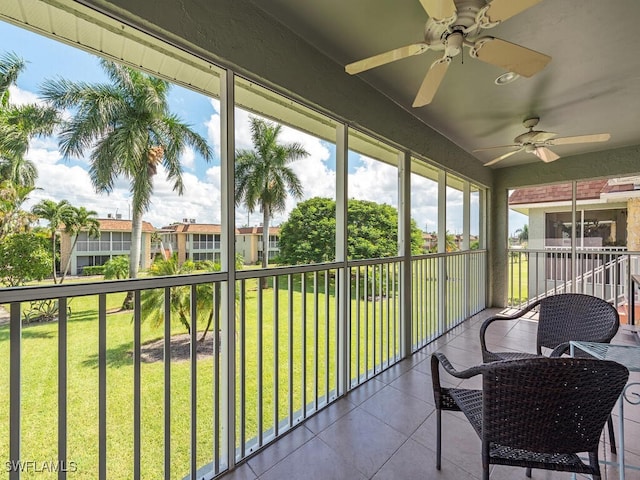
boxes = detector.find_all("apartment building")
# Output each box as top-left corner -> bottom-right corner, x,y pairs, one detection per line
157,220 -> 223,264
236,226 -> 281,264
60,216 -> 155,275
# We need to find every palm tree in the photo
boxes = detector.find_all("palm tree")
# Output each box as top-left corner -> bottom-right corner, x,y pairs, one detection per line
0,180 -> 37,240
0,52 -> 23,94
40,59 -> 212,307
103,255 -> 129,280
515,224 -> 529,244
31,198 -> 74,284
0,52 -> 59,186
235,116 -> 308,281
60,206 -> 100,283
140,255 -> 219,341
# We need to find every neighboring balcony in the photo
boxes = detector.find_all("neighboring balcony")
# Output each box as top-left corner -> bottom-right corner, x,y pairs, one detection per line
75,240 -> 132,253
507,246 -> 640,325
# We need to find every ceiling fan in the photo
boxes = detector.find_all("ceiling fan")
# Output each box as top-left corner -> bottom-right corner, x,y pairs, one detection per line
345,0 -> 551,107
475,117 -> 611,166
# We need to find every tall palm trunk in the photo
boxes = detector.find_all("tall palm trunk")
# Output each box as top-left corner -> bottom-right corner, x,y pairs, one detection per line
122,206 -> 143,310
261,206 -> 270,289
50,232 -> 59,284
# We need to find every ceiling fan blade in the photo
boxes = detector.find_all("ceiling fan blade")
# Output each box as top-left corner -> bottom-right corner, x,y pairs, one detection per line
345,43 -> 430,75
472,37 -> 551,78
419,0 -> 456,20
412,57 -> 451,107
473,144 -> 520,152
547,133 -> 611,146
483,0 -> 543,23
484,147 -> 524,167
534,146 -> 560,163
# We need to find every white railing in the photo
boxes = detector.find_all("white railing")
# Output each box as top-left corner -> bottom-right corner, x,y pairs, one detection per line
508,248 -> 640,318
411,250 -> 487,350
1,250 -> 486,479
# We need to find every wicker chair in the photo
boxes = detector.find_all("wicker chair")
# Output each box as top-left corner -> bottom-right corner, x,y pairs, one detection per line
480,293 -> 620,362
479,293 -> 620,453
431,354 -> 628,480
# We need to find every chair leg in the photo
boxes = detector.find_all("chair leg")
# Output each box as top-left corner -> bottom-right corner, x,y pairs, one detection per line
607,415 -> 617,454
482,441 -> 490,480
436,408 -> 442,470
526,467 -> 532,477
589,451 -> 601,480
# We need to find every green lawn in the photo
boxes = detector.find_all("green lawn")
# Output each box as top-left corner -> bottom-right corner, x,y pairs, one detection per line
0,271 -> 408,479
507,253 -> 529,305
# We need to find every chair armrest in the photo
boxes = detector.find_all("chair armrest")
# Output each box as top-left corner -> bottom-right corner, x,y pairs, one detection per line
479,300 -> 542,356
549,342 -> 570,357
431,352 -> 483,379
431,353 -> 484,408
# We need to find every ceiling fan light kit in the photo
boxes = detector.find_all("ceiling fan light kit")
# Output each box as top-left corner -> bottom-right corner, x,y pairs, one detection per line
495,71 -> 520,85
345,0 -> 550,106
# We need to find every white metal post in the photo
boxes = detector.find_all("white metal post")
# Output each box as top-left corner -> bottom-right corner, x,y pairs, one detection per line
438,171 -> 447,331
398,152 -> 412,357
221,69 -> 236,472
336,124 -> 349,395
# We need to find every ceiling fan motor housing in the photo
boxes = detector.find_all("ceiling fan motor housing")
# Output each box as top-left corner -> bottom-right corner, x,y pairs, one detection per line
445,31 -> 464,56
424,0 -> 485,49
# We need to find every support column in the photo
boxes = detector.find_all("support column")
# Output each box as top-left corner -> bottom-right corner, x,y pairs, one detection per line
220,69 -> 236,471
336,124 -> 349,395
438,171 -> 447,331
463,181 -> 470,318
627,198 -> 640,252
398,152 -> 412,358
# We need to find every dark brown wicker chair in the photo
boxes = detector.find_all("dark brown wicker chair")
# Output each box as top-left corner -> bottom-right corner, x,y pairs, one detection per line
431,354 -> 628,480
480,293 -> 620,362
479,293 -> 621,453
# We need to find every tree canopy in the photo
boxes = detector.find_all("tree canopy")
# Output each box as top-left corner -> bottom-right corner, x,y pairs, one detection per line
278,197 -> 423,264
0,232 -> 50,287
41,59 -> 212,306
0,52 -> 59,187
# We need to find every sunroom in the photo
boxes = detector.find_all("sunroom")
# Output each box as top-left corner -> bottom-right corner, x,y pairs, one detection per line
1,0 -> 640,479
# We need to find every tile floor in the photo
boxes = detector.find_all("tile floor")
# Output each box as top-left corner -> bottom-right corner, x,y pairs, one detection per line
220,308 -> 640,480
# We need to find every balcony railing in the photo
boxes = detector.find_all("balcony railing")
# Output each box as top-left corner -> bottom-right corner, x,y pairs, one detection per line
190,241 -> 221,250
507,247 -> 640,316
75,241 -> 131,252
1,250 -> 485,479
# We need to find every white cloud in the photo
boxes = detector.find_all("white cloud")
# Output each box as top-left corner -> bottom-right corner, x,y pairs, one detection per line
206,99 -> 221,157
8,85 -> 40,106
180,146 -> 196,170
348,156 -> 398,207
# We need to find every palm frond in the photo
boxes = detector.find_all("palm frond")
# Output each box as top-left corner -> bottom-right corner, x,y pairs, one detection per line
0,52 -> 25,96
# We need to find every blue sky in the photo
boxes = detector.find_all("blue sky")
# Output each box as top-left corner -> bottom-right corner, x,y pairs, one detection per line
2,19 -> 520,235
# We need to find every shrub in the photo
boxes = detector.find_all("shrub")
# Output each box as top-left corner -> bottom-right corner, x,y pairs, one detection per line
82,265 -> 105,276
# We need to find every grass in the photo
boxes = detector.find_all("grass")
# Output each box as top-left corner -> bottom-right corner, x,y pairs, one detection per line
507,253 -> 529,305
0,270 -> 413,479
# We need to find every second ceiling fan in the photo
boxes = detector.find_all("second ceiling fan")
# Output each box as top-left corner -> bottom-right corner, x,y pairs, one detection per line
345,0 -> 551,107
475,117 -> 611,166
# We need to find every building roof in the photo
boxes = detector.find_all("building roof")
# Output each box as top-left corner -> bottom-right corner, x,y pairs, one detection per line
508,179 -> 636,206
163,223 -> 224,234
98,218 -> 155,232
237,226 -> 280,235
